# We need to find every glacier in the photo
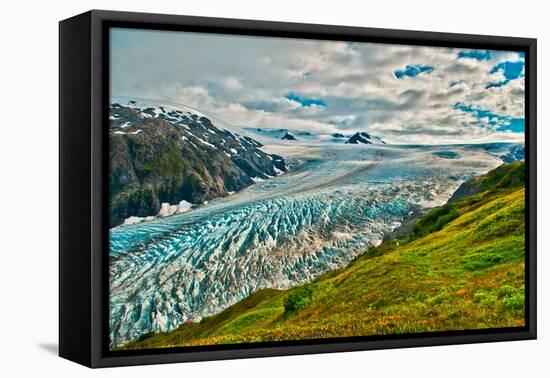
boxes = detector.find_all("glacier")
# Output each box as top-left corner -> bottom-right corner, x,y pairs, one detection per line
109,141 -> 522,348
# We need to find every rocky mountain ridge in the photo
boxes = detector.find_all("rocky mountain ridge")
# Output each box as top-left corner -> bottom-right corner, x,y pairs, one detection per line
109,98 -> 287,227
345,131 -> 386,144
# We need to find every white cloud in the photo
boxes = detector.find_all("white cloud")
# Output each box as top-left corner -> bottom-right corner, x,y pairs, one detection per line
111,28 -> 525,144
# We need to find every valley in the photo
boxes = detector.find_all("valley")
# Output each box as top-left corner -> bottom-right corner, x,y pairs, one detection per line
108,102 -> 523,348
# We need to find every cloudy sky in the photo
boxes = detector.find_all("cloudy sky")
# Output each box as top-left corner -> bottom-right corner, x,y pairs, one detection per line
110,28 -> 525,144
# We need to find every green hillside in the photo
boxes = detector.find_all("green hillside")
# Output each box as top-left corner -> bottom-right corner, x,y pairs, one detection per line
119,162 -> 526,350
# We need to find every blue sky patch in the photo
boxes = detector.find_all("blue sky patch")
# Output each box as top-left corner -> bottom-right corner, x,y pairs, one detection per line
500,118 -> 525,133
486,60 -> 524,89
454,102 -> 524,133
394,65 -> 434,79
457,50 -> 491,61
491,61 -> 524,81
285,93 -> 326,107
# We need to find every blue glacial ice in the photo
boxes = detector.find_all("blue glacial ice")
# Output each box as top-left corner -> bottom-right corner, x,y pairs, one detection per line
109,142 -> 521,347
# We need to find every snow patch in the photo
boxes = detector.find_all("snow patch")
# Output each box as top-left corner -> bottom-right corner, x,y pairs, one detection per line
123,215 -> 156,225
158,200 -> 194,217
112,130 -> 142,136
195,137 -> 217,149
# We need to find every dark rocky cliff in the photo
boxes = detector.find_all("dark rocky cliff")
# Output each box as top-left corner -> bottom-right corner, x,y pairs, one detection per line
109,99 -> 286,227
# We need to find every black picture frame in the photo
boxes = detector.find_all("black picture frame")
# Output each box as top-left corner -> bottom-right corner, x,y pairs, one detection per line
59,9 -> 537,368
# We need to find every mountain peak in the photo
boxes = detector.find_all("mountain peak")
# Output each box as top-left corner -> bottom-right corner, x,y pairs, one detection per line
345,132 -> 385,145
281,132 -> 297,141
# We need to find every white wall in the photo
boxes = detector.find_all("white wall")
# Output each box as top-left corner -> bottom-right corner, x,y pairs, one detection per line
0,0 -> 547,376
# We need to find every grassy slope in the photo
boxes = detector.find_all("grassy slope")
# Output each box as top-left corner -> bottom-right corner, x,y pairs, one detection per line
119,162 -> 526,350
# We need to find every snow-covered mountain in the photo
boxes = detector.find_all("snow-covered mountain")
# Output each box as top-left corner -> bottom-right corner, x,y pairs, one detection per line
281,131 -> 297,140
345,132 -> 386,145
243,127 -> 389,145
243,127 -> 301,140
109,97 -> 287,227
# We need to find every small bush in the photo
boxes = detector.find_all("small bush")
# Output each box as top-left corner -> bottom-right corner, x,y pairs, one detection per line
449,281 -> 467,292
427,291 -> 451,305
473,291 -> 497,305
463,253 -> 503,271
412,204 -> 460,239
498,285 -> 517,299
284,285 -> 314,313
502,294 -> 524,311
200,316 -> 211,325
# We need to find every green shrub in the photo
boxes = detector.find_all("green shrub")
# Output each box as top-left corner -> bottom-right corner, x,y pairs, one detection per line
498,285 -> 517,299
412,204 -> 460,239
502,294 -> 524,311
284,285 -> 314,313
449,281 -> 467,292
427,291 -> 451,305
473,291 -> 497,305
463,253 -> 503,271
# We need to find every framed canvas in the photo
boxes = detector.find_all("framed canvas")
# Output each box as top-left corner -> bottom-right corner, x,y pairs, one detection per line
59,10 -> 537,368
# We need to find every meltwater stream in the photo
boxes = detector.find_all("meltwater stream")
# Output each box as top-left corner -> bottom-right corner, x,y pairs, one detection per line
109,143 -> 507,347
